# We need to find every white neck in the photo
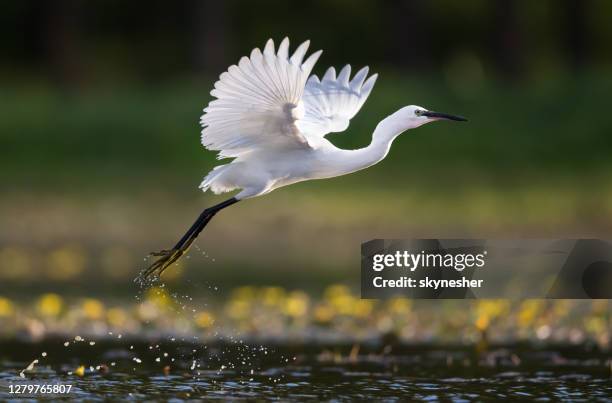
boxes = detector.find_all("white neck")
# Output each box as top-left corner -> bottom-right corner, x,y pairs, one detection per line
339,114 -> 408,174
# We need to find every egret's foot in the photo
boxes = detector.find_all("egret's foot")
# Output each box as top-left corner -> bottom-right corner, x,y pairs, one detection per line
135,198 -> 238,287
135,248 -> 185,285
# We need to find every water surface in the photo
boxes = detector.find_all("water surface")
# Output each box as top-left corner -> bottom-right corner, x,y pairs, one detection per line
0,339 -> 610,401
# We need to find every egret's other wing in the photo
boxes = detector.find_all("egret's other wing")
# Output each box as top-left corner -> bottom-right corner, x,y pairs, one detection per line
297,65 -> 378,139
201,38 -> 322,159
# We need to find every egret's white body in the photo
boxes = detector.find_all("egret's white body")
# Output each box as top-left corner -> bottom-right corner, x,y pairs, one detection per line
199,37 -> 448,199
139,37 -> 466,281
202,134 -> 395,199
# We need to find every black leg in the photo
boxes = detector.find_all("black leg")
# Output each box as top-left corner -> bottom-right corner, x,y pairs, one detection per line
136,197 -> 239,284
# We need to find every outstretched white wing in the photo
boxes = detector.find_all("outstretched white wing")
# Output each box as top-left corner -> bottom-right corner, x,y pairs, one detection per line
296,65 -> 378,139
201,38 -> 322,159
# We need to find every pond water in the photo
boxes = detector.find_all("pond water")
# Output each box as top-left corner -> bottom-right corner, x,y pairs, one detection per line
0,339 -> 610,401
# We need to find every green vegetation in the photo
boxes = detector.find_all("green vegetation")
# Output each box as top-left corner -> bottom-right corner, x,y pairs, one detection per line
3,74 -> 612,192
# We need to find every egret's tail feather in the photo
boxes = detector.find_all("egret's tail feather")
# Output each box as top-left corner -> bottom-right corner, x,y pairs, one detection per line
135,197 -> 239,286
199,164 -> 238,194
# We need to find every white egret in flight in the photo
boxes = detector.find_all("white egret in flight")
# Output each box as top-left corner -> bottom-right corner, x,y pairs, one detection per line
138,37 -> 466,282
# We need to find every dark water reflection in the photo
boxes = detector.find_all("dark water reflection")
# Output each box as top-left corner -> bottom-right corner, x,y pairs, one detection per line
0,340 -> 610,401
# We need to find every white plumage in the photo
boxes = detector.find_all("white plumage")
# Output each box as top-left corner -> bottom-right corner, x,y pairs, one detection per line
199,37 -> 382,199
200,38 -> 322,158
139,37 -> 466,281
298,64 -> 377,137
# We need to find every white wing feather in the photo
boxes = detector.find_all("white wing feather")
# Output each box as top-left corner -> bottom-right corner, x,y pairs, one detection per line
296,65 -> 378,139
200,38 -> 322,159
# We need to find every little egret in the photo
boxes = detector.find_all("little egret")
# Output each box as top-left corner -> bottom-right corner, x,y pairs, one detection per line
138,37 -> 466,282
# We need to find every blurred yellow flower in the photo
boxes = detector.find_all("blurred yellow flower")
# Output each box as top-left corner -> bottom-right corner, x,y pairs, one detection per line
314,304 -> 335,324
0,296 -> 15,317
552,300 -> 572,316
283,291 -> 309,318
517,300 -> 544,327
324,284 -> 351,300
46,245 -> 87,280
473,300 -> 509,331
323,285 -> 357,316
194,311 -> 215,328
145,286 -> 172,309
82,298 -> 105,320
36,293 -> 63,317
353,299 -> 374,318
106,307 -> 128,327
259,287 -> 285,306
475,300 -> 509,319
584,317 -> 606,334
226,299 -> 250,320
329,293 -> 355,315
74,365 -> 85,377
387,298 -> 411,315
475,314 -> 490,331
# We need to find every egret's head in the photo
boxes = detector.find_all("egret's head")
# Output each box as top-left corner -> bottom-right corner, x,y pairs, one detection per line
395,105 -> 467,130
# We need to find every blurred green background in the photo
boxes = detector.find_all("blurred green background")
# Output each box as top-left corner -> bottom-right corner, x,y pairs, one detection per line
1,0 -> 612,298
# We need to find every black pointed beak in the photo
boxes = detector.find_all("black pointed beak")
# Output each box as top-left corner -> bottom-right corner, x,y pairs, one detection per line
422,111 -> 467,122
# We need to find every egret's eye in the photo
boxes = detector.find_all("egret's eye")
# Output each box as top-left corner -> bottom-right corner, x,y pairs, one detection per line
415,109 -> 423,116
